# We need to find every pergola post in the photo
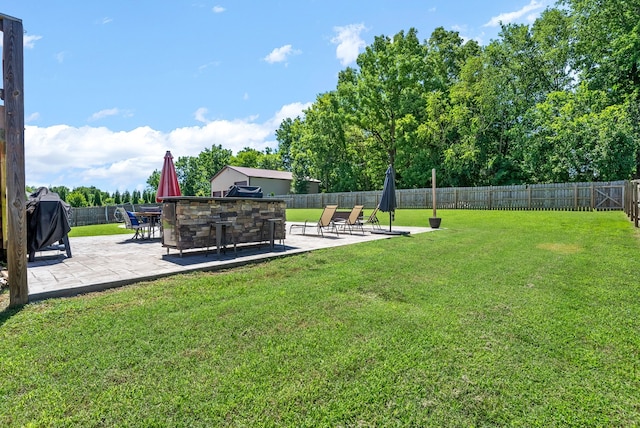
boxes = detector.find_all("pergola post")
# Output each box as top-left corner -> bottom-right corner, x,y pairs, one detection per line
1,13 -> 28,307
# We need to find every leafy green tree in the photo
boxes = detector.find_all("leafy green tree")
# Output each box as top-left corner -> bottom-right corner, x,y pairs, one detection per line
93,190 -> 103,207
276,116 -> 313,193
175,144 -> 232,196
50,186 -> 70,201
257,147 -> 284,171
232,148 -> 261,168
146,169 -> 160,193
300,91 -> 365,192
345,28 -> 429,170
122,190 -> 131,204
114,190 -> 121,205
561,0 -> 640,102
521,85 -> 638,182
67,191 -> 88,207
275,117 -> 299,170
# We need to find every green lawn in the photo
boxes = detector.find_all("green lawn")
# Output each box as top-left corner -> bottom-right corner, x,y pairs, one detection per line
1,210 -> 639,426
68,223 -> 132,237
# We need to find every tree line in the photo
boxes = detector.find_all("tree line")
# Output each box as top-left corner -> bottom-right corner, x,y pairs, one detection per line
25,185 -> 158,208
276,0 -> 640,192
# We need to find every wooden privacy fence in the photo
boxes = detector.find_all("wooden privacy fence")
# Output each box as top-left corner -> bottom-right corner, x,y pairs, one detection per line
277,181 -> 626,212
624,180 -> 640,228
68,203 -> 161,227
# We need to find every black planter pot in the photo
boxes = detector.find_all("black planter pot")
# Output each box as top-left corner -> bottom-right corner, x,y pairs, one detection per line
429,217 -> 442,228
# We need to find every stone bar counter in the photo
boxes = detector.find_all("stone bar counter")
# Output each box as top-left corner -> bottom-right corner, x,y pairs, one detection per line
161,196 -> 286,256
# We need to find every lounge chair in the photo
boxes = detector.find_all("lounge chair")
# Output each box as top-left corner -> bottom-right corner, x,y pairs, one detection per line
334,205 -> 365,234
362,206 -> 381,230
117,207 -> 149,239
289,204 -> 339,237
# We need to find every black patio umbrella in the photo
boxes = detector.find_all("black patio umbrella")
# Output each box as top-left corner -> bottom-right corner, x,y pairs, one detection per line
379,165 -> 397,232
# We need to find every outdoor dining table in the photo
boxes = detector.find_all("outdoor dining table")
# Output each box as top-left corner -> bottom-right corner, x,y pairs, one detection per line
133,211 -> 162,238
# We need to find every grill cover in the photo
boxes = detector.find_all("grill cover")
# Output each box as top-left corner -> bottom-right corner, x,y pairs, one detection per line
225,185 -> 263,198
26,187 -> 72,257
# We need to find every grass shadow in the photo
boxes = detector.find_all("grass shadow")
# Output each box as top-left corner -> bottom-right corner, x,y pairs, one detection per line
0,289 -> 24,327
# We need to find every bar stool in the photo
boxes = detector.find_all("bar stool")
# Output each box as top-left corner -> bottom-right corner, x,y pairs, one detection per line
261,218 -> 284,250
206,218 -> 236,257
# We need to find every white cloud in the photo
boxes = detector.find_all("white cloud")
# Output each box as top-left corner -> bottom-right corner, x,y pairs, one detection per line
24,34 -> 42,49
24,102 -> 312,192
194,107 -> 210,123
331,23 -> 366,66
197,61 -> 220,73
101,17 -> 113,24
484,0 -> 544,27
268,102 -> 311,128
243,92 -> 249,101
263,44 -> 300,64
212,5 -> 226,13
88,108 -> 121,122
26,112 -> 40,123
55,51 -> 68,63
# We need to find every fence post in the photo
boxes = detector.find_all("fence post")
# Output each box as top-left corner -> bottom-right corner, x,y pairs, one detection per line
631,181 -> 640,227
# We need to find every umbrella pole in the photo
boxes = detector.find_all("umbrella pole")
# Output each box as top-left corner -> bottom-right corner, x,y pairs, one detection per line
389,211 -> 392,232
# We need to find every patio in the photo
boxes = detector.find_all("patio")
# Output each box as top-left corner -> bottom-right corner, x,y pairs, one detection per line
26,223 -> 434,301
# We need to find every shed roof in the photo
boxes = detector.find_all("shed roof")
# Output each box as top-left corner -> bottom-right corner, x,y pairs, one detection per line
211,166 -> 293,182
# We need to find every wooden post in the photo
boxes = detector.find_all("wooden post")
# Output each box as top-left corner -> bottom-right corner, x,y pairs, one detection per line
631,181 -> 640,227
2,15 -> 28,307
432,168 -> 437,218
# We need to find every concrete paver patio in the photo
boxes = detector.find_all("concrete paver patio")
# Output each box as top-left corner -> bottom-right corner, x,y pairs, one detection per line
26,223 -> 435,301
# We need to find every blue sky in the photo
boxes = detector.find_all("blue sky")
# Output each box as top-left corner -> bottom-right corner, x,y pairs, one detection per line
1,0 -> 553,193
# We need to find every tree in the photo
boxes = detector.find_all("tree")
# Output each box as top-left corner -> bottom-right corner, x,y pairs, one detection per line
146,169 -> 160,193
114,190 -> 121,205
257,147 -> 284,171
275,117 -> 299,170
67,191 -> 88,207
561,0 -> 640,102
174,144 -> 232,196
50,186 -> 70,201
299,91 -> 366,192
232,148 -> 261,168
346,28 -> 429,171
276,116 -> 313,193
521,85 -> 638,182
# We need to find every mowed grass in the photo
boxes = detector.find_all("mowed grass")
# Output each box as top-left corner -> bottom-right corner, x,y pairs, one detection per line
1,210 -> 639,426
68,223 -> 132,237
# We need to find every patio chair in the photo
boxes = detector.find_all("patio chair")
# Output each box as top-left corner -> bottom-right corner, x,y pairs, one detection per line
117,207 -> 149,239
362,206 -> 382,230
289,204 -> 340,237
334,205 -> 365,234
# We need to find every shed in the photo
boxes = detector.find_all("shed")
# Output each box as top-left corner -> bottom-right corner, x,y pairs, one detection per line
211,166 -> 291,197
210,166 -> 320,196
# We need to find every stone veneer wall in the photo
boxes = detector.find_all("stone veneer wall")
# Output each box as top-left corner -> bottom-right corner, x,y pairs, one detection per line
166,198 -> 286,251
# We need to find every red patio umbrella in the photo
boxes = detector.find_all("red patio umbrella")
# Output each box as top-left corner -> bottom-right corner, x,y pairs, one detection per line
156,150 -> 181,202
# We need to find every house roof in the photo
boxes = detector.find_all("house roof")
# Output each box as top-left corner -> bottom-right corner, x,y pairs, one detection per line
211,166 -> 293,182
